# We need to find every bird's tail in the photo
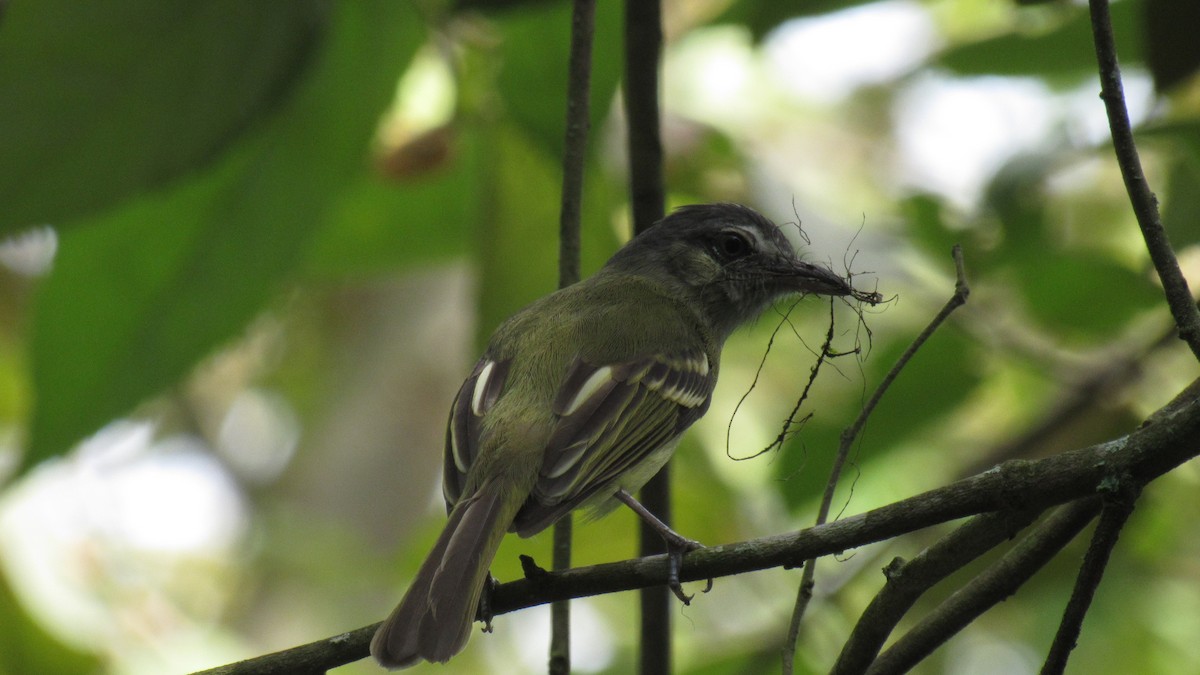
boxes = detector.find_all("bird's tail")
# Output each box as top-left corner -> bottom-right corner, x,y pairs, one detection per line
371,481 -> 519,669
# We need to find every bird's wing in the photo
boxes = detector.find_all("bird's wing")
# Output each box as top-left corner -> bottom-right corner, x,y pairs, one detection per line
442,357 -> 510,510
511,347 -> 714,536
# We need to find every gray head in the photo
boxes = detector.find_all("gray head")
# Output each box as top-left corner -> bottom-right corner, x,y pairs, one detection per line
605,203 -> 852,339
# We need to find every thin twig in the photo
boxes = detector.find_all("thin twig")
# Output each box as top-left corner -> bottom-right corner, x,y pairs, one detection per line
784,246 -> 969,673
1088,0 -> 1200,360
1040,480 -> 1141,675
550,1 -> 596,670
866,500 -> 1101,675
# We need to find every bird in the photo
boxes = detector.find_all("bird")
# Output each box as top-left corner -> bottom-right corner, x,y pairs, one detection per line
371,202 -> 861,669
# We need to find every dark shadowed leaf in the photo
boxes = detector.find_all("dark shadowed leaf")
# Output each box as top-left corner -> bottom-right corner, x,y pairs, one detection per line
0,0 -> 329,234
1145,0 -> 1200,92
1016,253 -> 1162,339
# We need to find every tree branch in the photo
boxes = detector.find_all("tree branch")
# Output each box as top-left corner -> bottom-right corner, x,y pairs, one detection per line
1040,480 -> 1141,674
832,506 -> 1041,674
1088,0 -> 1200,359
189,378 -> 1199,674
866,499 -> 1102,675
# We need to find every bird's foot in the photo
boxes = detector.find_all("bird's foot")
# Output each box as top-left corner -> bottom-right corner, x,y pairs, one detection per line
615,489 -> 714,605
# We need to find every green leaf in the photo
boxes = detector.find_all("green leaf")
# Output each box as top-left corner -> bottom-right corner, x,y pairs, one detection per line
716,0 -> 882,41
493,0 -> 624,158
1161,157 -> 1200,249
1016,253 -> 1162,339
25,0 -> 424,471
0,0 -> 329,234
302,129 -> 483,280
775,327 -> 981,511
474,124 -> 620,345
936,0 -> 1141,84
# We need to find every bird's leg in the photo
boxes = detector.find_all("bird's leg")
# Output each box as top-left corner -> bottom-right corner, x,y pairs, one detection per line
615,489 -> 712,604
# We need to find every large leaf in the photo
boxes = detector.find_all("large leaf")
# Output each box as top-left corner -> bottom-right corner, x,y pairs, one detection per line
493,0 -> 624,159
1016,252 -> 1162,339
0,1 -> 329,234
24,1 -> 423,471
302,129 -> 483,280
1145,0 -> 1200,92
474,124 -> 619,345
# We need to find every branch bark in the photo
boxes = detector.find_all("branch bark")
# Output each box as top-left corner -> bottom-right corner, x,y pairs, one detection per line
1088,0 -> 1200,359
190,378 -> 1200,674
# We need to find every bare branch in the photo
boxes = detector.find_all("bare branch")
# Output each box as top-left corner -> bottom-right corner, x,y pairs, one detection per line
551,1 -> 597,669
866,500 -> 1101,675
1040,480 -> 1141,675
1088,0 -> 1200,359
832,507 -> 1042,674
189,379 -> 1198,674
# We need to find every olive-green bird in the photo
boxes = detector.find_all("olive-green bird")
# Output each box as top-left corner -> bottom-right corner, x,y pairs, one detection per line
371,203 -> 858,669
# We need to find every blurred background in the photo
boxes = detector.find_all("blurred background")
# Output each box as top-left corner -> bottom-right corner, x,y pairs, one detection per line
1,0 -> 1199,673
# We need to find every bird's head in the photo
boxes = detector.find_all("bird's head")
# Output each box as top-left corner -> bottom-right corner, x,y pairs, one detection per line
607,203 -> 865,338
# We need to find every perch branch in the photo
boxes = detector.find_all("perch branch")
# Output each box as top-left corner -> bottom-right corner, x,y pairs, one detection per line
190,379 -> 1199,674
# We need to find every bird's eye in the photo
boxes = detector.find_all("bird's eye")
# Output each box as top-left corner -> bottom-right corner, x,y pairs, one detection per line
713,231 -> 752,260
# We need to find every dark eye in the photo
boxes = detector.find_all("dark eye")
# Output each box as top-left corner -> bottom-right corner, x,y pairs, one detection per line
713,231 -> 752,260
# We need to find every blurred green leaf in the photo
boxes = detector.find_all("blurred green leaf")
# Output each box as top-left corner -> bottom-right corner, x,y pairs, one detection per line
1145,0 -> 1200,92
1016,253 -> 1161,338
494,0 -> 624,158
475,123 -> 619,346
984,153 -> 1055,259
303,129 -> 483,279
25,0 -> 423,470
775,326 -> 981,511
902,192 -> 969,264
0,0 -> 329,234
1161,157 -> 1200,249
1147,120 -> 1200,247
936,0 -> 1141,83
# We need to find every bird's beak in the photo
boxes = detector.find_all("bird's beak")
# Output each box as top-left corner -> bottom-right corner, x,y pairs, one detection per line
785,260 -> 854,297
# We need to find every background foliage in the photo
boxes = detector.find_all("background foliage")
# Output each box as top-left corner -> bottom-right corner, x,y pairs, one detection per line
1,0 -> 1198,673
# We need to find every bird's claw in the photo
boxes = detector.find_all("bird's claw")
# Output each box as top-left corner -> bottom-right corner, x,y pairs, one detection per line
477,572 -> 498,633
664,536 -> 708,605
